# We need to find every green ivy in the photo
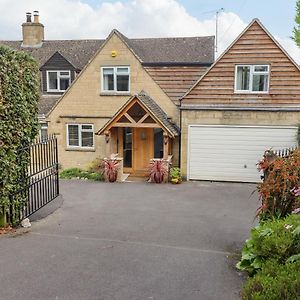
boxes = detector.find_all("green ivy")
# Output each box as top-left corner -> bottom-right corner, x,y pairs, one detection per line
0,46 -> 39,221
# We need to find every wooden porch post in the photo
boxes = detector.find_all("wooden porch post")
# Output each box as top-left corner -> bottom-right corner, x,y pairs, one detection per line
104,130 -> 111,158
163,132 -> 169,160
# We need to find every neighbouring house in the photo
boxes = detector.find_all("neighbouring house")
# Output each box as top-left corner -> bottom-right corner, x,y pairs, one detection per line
1,13 -> 299,183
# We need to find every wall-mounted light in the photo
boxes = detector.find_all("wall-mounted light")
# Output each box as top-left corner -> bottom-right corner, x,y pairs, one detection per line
111,50 -> 117,57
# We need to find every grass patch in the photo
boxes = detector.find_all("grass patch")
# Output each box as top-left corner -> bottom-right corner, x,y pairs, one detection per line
60,168 -> 103,181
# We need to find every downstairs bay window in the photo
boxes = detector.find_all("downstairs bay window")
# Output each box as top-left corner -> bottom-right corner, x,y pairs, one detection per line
235,65 -> 269,93
67,124 -> 94,149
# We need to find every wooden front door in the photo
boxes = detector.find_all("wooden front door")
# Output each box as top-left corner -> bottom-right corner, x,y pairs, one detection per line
133,128 -> 154,175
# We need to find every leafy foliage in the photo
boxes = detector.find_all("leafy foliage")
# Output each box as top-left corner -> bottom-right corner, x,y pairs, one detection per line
293,0 -> 300,47
100,159 -> 119,182
237,214 -> 300,275
0,46 -> 39,220
148,159 -> 169,183
169,167 -> 182,184
241,259 -> 300,300
257,149 -> 300,220
60,168 -> 103,181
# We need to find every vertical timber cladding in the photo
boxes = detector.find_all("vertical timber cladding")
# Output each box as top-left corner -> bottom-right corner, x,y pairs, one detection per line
188,125 -> 297,183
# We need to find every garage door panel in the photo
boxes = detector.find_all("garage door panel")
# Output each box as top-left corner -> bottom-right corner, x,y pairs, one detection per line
188,125 -> 297,183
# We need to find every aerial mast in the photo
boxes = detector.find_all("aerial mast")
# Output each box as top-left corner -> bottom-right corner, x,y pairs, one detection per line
215,8 -> 224,53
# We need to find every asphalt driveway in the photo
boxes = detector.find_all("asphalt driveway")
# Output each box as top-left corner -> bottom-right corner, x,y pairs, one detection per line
0,180 -> 258,300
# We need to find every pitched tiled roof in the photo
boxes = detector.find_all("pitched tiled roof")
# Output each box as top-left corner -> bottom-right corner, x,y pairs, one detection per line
0,34 -> 214,69
38,95 -> 61,116
137,91 -> 180,136
0,40 -> 104,70
97,91 -> 180,137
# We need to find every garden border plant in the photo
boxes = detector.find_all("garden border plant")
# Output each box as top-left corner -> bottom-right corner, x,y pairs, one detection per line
0,46 -> 39,226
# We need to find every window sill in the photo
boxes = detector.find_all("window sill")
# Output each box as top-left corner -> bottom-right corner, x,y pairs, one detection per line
234,91 -> 269,95
65,147 -> 96,152
100,92 -> 131,96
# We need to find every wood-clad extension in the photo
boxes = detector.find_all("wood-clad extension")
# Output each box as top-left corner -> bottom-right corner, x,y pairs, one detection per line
145,66 -> 208,104
181,20 -> 300,106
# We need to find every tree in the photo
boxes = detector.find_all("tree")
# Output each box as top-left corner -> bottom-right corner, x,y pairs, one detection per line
293,0 -> 300,47
0,46 -> 39,225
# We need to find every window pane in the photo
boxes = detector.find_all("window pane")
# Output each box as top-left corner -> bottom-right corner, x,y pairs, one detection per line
103,68 -> 114,91
117,67 -> 129,74
117,74 -> 129,91
68,125 -> 79,146
154,128 -> 163,159
123,128 -> 132,168
60,77 -> 70,91
60,71 -> 70,76
236,66 -> 250,90
40,123 -> 48,142
252,74 -> 268,92
254,66 -> 268,72
48,72 -> 58,90
81,131 -> 93,147
82,125 -> 93,130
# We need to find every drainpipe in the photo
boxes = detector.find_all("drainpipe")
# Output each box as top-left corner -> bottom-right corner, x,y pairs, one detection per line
178,99 -> 182,168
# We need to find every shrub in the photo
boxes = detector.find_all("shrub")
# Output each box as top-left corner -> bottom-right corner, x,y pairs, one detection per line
0,46 -> 39,224
148,159 -> 169,183
169,167 -> 182,184
60,168 -> 103,181
237,214 -> 300,275
257,149 -> 300,220
242,260 -> 300,300
101,159 -> 119,182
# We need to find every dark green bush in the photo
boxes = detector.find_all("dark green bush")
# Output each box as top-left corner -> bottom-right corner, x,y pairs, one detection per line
0,46 -> 39,221
60,168 -> 103,181
242,260 -> 300,300
237,214 -> 300,275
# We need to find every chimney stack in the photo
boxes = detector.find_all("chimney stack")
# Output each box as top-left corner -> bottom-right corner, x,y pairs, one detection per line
26,12 -> 32,23
33,11 -> 39,23
22,11 -> 44,48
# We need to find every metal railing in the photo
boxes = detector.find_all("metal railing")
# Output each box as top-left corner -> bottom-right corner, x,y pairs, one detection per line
8,135 -> 59,224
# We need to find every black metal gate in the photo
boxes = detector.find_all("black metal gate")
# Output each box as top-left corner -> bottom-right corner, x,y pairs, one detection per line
8,135 -> 59,224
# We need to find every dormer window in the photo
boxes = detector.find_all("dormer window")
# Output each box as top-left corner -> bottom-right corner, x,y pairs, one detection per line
101,66 -> 130,93
47,70 -> 71,92
235,65 -> 269,93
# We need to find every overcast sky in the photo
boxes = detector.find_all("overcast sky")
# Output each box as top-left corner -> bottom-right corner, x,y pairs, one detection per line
0,0 -> 299,62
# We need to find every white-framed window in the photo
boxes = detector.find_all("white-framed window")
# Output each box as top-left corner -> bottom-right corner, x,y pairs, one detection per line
66,124 -> 94,149
235,65 -> 270,93
39,123 -> 48,142
47,70 -> 71,92
101,66 -> 130,92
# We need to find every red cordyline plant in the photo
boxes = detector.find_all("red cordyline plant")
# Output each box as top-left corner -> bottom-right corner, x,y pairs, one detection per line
256,149 -> 300,220
101,159 -> 119,183
148,159 -> 169,183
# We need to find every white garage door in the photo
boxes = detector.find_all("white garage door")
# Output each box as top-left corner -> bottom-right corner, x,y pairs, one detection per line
188,125 -> 297,183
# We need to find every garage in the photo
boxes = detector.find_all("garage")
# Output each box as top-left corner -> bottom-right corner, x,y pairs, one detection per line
188,125 -> 297,183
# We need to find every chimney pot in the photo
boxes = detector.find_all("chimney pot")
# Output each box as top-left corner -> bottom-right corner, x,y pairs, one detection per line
33,10 -> 39,23
26,12 -> 32,23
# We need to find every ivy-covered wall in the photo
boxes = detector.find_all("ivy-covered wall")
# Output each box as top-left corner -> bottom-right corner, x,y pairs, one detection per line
0,46 -> 39,222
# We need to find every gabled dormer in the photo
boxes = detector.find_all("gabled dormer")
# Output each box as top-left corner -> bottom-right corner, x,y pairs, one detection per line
40,51 -> 77,94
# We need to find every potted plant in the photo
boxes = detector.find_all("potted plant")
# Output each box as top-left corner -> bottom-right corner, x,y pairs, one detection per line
148,159 -> 169,183
101,159 -> 120,182
169,167 -> 182,184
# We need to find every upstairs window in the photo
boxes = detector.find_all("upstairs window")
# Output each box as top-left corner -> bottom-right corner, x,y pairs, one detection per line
47,71 -> 71,92
235,65 -> 269,93
101,67 -> 130,92
67,124 -> 94,149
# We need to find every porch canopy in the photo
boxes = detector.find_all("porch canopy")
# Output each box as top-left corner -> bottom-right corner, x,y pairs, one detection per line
96,90 -> 179,162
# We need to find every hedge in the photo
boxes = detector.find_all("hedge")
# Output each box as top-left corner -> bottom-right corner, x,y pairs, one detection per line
0,45 -> 39,222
